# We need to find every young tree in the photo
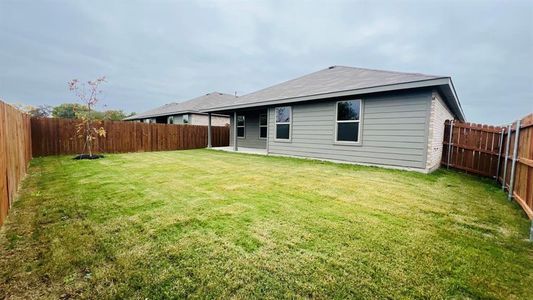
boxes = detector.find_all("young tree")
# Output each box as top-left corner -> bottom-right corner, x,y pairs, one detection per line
68,77 -> 107,158
29,105 -> 53,117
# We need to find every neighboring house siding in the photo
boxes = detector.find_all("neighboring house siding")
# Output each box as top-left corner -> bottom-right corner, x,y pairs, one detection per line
267,90 -> 433,170
169,114 -> 187,124
229,110 -> 267,149
190,114 -> 229,126
138,114 -> 186,124
425,91 -> 454,171
138,113 -> 229,126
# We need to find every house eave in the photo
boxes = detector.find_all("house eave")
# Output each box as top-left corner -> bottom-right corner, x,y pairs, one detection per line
443,78 -> 466,121
201,77 -> 464,120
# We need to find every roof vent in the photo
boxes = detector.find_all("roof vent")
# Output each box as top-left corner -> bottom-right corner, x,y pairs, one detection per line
328,66 -> 335,69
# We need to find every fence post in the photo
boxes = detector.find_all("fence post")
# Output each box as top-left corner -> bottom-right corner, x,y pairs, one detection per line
266,108 -> 270,154
495,127 -> 504,181
207,113 -> 212,148
508,119 -> 521,201
447,120 -> 454,169
502,124 -> 512,191
233,111 -> 238,151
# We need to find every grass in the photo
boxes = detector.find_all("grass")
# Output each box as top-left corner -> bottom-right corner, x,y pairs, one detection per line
0,149 -> 532,299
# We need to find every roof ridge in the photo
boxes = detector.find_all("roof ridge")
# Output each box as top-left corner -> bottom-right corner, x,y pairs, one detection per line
331,65 -> 444,78
206,91 -> 237,97
240,66 -> 444,99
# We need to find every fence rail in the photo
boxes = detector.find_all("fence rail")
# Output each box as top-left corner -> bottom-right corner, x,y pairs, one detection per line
0,101 -> 32,226
31,118 -> 229,156
442,114 -> 533,220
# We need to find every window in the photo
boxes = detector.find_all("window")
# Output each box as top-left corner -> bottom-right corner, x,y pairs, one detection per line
275,106 -> 291,140
335,100 -> 361,143
259,113 -> 267,139
236,115 -> 245,138
167,116 -> 174,124
182,114 -> 189,124
144,118 -> 155,124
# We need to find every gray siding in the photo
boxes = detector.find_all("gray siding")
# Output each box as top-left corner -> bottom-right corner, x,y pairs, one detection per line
267,90 -> 432,170
229,109 -> 267,149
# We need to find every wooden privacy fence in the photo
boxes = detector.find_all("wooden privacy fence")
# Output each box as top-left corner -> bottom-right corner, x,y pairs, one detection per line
31,118 -> 230,156
0,101 -> 32,226
442,122 -> 504,178
442,114 -> 533,220
499,115 -> 533,220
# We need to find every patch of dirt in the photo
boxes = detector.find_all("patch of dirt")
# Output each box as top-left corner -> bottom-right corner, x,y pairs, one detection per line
73,154 -> 104,160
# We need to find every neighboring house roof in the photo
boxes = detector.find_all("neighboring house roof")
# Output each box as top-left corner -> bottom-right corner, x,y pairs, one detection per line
202,66 -> 465,121
124,92 -> 235,120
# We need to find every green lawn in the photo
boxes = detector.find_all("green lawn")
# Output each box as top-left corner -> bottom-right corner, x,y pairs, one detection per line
0,150 -> 532,299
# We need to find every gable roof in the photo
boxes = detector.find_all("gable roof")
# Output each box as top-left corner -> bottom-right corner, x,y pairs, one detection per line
202,66 -> 465,121
124,92 -> 235,120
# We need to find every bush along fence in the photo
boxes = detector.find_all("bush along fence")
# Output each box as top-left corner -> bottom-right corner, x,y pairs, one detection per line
442,114 -> 533,239
31,118 -> 230,156
0,101 -> 32,226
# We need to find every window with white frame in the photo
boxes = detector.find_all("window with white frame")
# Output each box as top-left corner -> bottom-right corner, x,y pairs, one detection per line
335,100 -> 361,143
275,106 -> 291,140
182,114 -> 189,124
167,116 -> 174,124
259,113 -> 267,139
236,115 -> 245,138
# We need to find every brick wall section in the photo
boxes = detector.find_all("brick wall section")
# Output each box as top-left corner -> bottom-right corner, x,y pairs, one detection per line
426,91 -> 454,171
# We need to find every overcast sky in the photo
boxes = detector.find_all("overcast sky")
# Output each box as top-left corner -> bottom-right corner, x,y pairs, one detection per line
1,0 -> 531,123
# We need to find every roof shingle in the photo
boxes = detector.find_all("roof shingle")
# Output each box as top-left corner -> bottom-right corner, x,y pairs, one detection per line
125,92 -> 235,120
202,66 -> 444,110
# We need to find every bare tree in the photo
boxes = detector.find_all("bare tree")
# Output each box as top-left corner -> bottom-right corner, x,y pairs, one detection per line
68,77 -> 107,158
15,104 -> 52,117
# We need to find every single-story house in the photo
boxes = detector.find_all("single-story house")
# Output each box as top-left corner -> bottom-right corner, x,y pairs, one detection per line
201,66 -> 465,173
124,92 -> 233,126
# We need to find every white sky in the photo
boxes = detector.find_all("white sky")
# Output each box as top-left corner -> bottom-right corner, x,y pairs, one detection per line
1,0 -> 532,123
